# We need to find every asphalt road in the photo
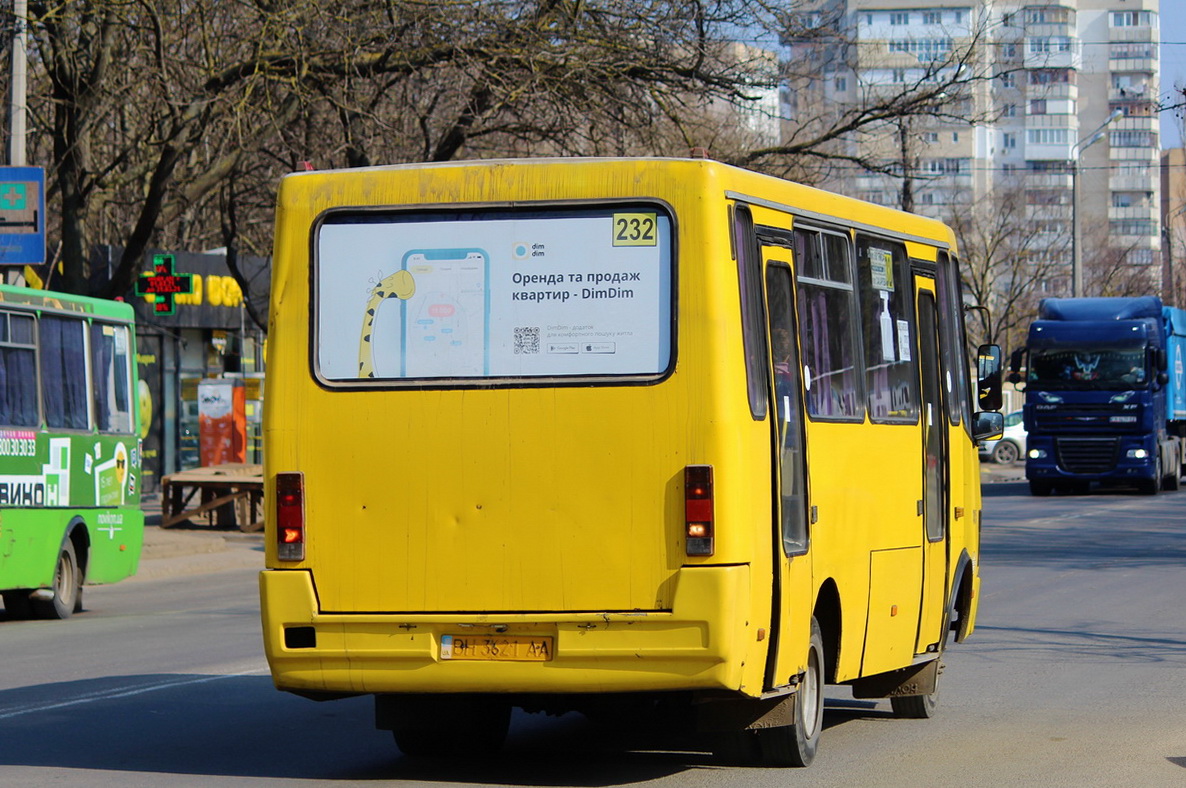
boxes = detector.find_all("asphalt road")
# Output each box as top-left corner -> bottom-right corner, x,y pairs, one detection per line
1,473 -> 1185,786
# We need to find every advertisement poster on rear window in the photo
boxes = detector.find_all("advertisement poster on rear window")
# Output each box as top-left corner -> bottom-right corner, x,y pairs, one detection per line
315,207 -> 673,382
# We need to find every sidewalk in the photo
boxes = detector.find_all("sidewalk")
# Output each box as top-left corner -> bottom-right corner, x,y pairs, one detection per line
980,461 -> 1026,484
130,493 -> 264,581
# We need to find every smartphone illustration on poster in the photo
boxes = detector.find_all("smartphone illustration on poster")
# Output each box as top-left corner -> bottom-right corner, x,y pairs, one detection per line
399,248 -> 489,377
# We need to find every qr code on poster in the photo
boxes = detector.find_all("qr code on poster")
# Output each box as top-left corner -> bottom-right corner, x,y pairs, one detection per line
514,326 -> 540,355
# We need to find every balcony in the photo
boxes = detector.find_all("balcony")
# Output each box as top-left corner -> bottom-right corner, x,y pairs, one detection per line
1025,173 -> 1074,189
1108,56 -> 1156,72
1110,26 -> 1155,44
1024,48 -> 1080,71
1111,113 -> 1157,131
1108,205 -> 1158,222
1025,82 -> 1077,101
1109,85 -> 1153,103
1110,173 -> 1155,192
1109,146 -> 1158,163
1107,232 -> 1159,251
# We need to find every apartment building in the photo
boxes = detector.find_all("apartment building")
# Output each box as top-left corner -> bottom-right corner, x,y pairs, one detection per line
790,1 -> 1161,297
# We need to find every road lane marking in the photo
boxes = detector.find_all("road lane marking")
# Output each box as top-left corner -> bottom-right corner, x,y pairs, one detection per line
0,669 -> 268,720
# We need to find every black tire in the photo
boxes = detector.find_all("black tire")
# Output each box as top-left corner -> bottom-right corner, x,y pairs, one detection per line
1029,480 -> 1053,497
390,695 -> 510,757
2,590 -> 32,620
991,440 -> 1020,465
712,729 -> 759,765
1162,466 -> 1181,492
756,617 -> 825,767
890,682 -> 939,719
31,540 -> 81,620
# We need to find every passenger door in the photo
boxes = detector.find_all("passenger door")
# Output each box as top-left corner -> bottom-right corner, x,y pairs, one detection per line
761,241 -> 813,690
913,278 -> 949,650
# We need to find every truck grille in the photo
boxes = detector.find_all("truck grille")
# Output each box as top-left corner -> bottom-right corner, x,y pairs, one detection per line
1055,437 -> 1119,474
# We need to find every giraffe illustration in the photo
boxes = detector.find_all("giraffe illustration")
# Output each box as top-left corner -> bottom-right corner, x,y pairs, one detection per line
358,269 -> 416,377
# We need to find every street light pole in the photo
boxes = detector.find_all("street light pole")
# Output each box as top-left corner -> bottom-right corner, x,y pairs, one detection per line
8,0 -> 27,167
1071,109 -> 1124,298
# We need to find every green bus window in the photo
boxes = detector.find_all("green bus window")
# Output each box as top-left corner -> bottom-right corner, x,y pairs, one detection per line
0,312 -> 38,427
92,323 -> 133,433
40,316 -> 90,430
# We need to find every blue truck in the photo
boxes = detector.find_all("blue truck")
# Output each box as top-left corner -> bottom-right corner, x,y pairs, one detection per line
1008,296 -> 1186,496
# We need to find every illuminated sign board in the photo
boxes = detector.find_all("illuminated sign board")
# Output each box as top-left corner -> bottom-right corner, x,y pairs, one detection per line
134,254 -> 195,315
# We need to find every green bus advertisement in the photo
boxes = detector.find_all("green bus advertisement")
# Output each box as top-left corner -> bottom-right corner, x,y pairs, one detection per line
0,284 -> 143,619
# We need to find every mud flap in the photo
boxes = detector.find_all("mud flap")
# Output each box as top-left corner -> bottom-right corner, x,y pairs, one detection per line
848,658 -> 940,699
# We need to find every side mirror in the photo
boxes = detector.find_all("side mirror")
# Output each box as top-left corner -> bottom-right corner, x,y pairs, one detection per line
972,410 -> 1005,442
1157,348 -> 1168,372
1158,371 -> 1169,386
976,344 -> 1003,412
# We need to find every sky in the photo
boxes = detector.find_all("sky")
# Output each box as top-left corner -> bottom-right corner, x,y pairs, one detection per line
1162,4 -> 1186,148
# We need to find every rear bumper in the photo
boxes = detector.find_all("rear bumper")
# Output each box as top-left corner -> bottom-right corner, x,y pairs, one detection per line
260,564 -> 752,696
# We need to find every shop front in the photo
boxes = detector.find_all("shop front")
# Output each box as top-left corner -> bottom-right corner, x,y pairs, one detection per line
98,247 -> 269,493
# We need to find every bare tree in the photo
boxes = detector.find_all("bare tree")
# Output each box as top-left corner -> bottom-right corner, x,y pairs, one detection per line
948,185 -> 1067,357
5,0 -> 1029,304
15,1 -> 798,297
1082,228 -> 1162,298
748,4 -> 1005,184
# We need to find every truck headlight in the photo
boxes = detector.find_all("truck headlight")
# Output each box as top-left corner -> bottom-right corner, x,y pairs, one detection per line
1028,448 -> 1047,459
1126,448 -> 1149,459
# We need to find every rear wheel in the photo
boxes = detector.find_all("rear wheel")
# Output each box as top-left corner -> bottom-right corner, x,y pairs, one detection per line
756,617 -> 825,767
31,540 -> 81,620
890,681 -> 939,718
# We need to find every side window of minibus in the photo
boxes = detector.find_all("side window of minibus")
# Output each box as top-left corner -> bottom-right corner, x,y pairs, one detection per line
0,311 -> 39,427
40,315 -> 90,430
856,235 -> 918,423
794,229 -> 863,420
735,206 -> 768,420
939,252 -> 974,430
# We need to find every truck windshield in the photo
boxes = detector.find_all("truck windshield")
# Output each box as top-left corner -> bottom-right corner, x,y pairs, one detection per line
1028,347 -> 1147,389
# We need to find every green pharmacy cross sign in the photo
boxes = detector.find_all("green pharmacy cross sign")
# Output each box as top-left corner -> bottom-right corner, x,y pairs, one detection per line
135,254 -> 194,315
0,182 -> 29,210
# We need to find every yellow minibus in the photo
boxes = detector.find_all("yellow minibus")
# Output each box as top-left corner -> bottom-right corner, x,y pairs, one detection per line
260,157 -> 1003,766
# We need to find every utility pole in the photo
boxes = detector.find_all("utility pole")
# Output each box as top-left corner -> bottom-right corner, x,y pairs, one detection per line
8,0 -> 26,167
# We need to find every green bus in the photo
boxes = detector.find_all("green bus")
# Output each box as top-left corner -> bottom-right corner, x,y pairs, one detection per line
0,284 -> 143,619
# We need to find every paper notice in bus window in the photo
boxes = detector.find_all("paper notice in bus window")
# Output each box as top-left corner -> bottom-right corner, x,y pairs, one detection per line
316,208 -> 673,381
897,319 -> 911,361
869,247 -> 894,291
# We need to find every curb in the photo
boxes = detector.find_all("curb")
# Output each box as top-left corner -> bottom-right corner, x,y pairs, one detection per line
129,527 -> 264,582
124,492 -> 265,581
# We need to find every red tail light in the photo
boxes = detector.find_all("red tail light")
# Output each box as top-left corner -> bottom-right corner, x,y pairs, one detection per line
685,465 -> 714,557
276,472 -> 305,561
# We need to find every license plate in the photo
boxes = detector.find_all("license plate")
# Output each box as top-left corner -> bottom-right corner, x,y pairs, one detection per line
440,634 -> 553,661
